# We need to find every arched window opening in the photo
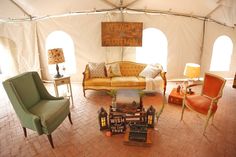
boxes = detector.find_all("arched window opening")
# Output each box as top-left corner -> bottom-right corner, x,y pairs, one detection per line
0,44 -> 5,75
136,28 -> 168,70
0,39 -> 18,78
46,31 -> 76,75
210,35 -> 233,71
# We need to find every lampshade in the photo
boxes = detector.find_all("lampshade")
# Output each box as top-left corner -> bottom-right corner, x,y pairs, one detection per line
48,48 -> 65,78
184,63 -> 200,79
48,48 -> 65,64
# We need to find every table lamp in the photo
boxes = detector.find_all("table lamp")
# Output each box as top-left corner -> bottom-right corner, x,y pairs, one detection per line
183,63 -> 200,94
48,48 -> 65,78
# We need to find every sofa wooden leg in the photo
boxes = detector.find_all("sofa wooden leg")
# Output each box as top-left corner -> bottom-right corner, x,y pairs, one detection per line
83,89 -> 86,97
22,127 -> 27,137
68,113 -> 73,124
47,134 -> 54,148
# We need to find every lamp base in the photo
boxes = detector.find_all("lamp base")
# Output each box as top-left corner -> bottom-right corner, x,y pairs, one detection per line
187,88 -> 194,95
54,74 -> 63,78
54,64 -> 63,78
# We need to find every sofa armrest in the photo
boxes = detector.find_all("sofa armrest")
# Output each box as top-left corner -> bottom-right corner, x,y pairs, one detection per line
83,64 -> 90,81
82,64 -> 90,97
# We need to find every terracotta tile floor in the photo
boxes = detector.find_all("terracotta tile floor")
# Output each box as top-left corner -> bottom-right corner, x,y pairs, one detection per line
0,80 -> 236,157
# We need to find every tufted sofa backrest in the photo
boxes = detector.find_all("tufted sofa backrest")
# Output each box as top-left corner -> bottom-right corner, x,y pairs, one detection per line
107,61 -> 146,76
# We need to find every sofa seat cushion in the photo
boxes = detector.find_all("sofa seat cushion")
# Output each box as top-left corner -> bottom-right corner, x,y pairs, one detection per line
85,78 -> 111,86
111,76 -> 145,87
29,99 -> 70,128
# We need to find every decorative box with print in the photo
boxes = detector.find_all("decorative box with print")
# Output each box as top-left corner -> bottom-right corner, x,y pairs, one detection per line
109,114 -> 126,134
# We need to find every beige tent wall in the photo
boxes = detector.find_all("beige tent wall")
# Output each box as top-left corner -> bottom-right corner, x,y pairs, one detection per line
124,13 -> 203,79
0,37 -> 18,76
0,12 -> 235,82
36,13 -> 123,82
0,21 -> 40,77
201,22 -> 236,78
37,13 -> 204,82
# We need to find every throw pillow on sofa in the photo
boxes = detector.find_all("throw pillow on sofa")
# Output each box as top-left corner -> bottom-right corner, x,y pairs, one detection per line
139,64 -> 161,78
88,62 -> 106,78
105,63 -> 122,77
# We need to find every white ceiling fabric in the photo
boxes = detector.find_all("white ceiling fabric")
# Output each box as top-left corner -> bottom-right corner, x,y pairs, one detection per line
0,0 -> 235,27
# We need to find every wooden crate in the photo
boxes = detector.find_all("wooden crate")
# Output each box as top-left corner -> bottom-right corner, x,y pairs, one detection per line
109,107 -> 146,125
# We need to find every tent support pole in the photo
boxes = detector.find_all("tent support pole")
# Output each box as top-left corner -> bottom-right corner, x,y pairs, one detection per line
126,8 -> 234,28
102,0 -> 140,61
200,19 -> 206,61
120,0 -> 124,61
123,0 -> 139,8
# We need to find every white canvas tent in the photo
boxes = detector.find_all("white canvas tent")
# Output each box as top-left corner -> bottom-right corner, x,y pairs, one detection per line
0,0 -> 235,81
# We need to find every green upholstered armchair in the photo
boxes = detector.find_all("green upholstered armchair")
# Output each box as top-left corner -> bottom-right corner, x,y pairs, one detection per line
2,71 -> 72,148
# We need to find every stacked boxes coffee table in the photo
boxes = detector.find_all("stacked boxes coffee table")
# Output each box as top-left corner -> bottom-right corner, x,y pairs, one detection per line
98,89 -> 156,146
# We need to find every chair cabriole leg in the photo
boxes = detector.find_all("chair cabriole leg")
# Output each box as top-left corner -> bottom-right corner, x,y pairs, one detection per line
181,92 -> 187,121
181,106 -> 185,121
47,134 -> 54,148
203,110 -> 213,134
181,101 -> 186,121
22,127 -> 27,137
211,113 -> 215,124
68,113 -> 73,124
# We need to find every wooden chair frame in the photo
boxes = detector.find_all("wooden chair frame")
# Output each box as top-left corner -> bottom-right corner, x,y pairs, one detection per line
180,73 -> 226,134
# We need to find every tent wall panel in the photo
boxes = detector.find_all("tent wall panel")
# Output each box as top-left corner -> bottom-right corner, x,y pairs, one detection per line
0,22 -> 40,77
0,12 -> 235,82
37,13 -> 204,81
201,22 -> 236,78
123,14 -> 203,79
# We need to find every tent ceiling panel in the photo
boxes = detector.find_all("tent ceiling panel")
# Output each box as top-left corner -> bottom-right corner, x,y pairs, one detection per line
0,0 -> 235,27
0,0 -> 29,20
13,0 -> 111,17
130,0 -> 219,17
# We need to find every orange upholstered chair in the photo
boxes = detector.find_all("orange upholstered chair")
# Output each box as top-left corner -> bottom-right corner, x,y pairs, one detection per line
180,73 -> 226,134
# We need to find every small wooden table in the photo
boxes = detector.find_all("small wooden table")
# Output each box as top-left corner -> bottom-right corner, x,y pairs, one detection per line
168,88 -> 194,105
53,76 -> 74,106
